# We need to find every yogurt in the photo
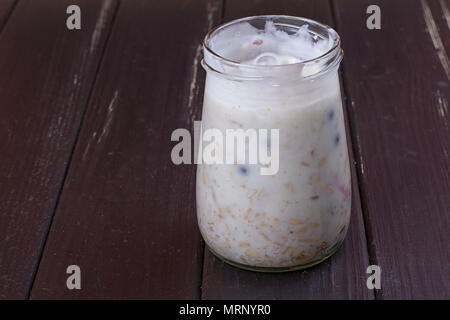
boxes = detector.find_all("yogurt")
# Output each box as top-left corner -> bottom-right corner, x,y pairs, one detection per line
197,16 -> 351,270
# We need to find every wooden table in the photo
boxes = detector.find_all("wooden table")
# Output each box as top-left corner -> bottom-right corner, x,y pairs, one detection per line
0,0 -> 448,300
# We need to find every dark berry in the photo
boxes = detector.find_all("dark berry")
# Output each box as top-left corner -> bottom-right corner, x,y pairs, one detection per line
238,165 -> 249,176
327,110 -> 335,121
334,134 -> 340,146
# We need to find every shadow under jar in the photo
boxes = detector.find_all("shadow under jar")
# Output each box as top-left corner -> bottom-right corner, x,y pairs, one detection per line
196,16 -> 351,272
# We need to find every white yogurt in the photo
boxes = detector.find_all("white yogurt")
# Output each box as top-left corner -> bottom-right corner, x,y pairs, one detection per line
197,17 -> 350,270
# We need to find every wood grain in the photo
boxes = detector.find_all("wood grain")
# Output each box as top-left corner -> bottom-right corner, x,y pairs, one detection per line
334,0 -> 450,299
0,0 -> 118,299
0,0 -> 16,31
31,0 -> 222,299
200,0 -> 373,300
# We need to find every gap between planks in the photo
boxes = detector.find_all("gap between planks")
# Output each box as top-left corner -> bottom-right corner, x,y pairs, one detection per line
329,0 -> 377,300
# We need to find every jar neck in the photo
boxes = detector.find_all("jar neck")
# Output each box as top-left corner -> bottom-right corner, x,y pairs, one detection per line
202,15 -> 343,81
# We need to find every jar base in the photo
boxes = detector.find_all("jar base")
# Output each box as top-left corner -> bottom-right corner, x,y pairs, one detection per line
206,240 -> 343,273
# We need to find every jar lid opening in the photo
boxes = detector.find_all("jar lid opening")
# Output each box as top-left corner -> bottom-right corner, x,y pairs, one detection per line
202,15 -> 343,80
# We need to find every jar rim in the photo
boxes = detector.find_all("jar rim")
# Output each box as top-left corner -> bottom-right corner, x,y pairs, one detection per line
202,15 -> 343,80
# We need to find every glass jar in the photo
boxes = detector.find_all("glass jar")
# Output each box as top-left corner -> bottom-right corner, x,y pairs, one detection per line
196,16 -> 351,272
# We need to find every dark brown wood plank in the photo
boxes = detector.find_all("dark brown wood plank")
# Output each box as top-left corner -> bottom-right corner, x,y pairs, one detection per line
201,0 -> 373,300
0,0 -> 118,299
334,0 -> 450,299
31,0 -> 222,299
0,0 -> 16,31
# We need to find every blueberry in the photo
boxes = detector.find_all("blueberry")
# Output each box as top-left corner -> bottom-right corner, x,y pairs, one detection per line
238,165 -> 249,176
327,110 -> 335,121
334,133 -> 340,146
